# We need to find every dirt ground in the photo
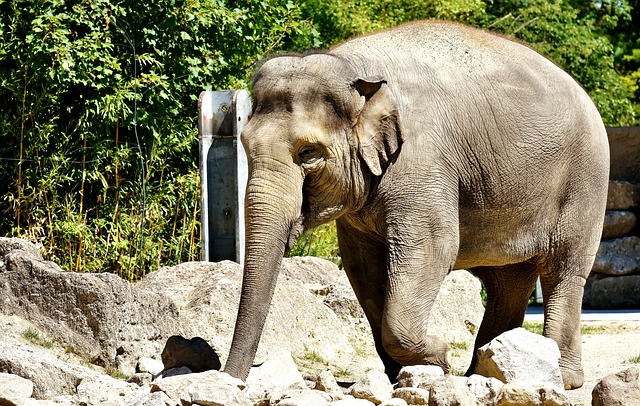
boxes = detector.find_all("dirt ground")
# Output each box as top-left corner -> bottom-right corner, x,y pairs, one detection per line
565,320 -> 640,405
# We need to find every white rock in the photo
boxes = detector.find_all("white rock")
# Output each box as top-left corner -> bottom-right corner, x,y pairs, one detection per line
0,372 -> 34,405
272,389 -> 332,405
396,365 -> 445,389
150,369 -> 244,402
128,391 -> 173,406
428,376 -> 476,406
137,357 -> 164,375
391,387 -> 430,405
0,339 -> 100,399
245,349 -> 307,404
329,398 -> 376,405
379,398 -> 408,406
183,377 -> 249,406
349,369 -> 393,404
76,375 -> 141,406
494,380 -> 541,405
466,373 -> 504,404
316,369 -> 346,400
475,327 -> 564,389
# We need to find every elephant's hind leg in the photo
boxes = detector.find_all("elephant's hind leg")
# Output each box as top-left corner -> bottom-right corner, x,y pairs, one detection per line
539,249 -> 592,390
467,261 -> 539,376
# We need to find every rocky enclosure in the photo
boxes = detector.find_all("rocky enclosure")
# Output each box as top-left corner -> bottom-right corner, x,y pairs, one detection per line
587,180 -> 640,308
1,237 -> 639,405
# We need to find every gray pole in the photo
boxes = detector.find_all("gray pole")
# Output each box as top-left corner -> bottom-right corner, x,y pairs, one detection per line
198,90 -> 251,265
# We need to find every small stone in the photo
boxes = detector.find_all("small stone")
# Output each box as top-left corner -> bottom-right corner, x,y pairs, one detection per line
606,180 -> 640,210
467,374 -> 504,404
76,375 -> 140,406
161,335 -> 221,373
270,389 -> 332,406
128,372 -> 153,387
154,366 -> 192,380
151,369 -> 245,403
315,370 -> 345,400
602,211 -> 636,240
475,328 -> 564,389
396,365 -> 444,389
349,369 -> 393,404
329,398 -> 377,405
245,349 -> 307,405
592,367 -> 640,406
495,381 -> 541,405
137,356 -> 164,375
380,398 -> 408,406
428,376 -> 476,406
588,275 -> 640,309
539,383 -> 570,406
592,237 -> 640,276
0,372 -> 34,405
391,387 -> 430,405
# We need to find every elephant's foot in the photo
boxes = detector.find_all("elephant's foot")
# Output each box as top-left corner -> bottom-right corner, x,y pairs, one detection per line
382,333 -> 451,374
561,366 -> 584,390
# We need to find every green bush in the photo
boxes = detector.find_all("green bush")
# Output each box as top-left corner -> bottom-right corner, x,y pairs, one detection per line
1,0 -> 638,280
0,0 -> 318,279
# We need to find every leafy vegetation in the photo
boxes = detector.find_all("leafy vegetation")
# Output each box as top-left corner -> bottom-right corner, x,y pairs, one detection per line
626,354 -> 640,363
1,0 -> 639,278
22,328 -> 55,348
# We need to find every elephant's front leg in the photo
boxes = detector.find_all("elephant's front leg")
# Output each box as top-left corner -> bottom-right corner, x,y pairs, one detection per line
336,219 -> 402,380
381,215 -> 459,373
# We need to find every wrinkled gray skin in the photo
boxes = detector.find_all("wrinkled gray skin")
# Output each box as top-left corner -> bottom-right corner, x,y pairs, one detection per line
223,21 -> 609,390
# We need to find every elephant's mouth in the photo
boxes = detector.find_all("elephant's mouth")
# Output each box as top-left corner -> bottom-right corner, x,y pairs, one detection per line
285,215 -> 305,253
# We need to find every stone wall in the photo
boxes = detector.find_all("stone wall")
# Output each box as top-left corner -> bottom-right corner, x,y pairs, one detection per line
584,127 -> 640,309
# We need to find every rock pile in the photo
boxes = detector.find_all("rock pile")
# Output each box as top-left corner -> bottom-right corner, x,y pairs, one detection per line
586,180 -> 640,308
1,237 -> 638,405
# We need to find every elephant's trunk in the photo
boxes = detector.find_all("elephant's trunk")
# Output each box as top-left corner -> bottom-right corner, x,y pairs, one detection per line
223,159 -> 303,380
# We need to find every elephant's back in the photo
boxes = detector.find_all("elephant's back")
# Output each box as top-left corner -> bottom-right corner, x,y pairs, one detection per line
331,20 -> 607,158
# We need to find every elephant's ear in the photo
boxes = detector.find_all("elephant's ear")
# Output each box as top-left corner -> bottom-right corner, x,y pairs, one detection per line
353,77 -> 404,176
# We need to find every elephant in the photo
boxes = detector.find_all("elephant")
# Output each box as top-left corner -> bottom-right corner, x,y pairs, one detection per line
223,20 -> 609,390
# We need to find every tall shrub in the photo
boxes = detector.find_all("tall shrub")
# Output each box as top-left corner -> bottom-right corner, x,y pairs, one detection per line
0,0 -> 317,279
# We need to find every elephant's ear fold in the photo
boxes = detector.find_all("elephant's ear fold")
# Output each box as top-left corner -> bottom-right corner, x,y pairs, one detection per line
353,77 -> 405,176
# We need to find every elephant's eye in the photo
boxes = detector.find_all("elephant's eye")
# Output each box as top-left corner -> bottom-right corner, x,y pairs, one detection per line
298,145 -> 324,168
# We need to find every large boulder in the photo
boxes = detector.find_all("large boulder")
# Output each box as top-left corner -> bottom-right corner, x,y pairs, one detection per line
602,210 -> 636,240
587,275 -> 640,309
136,258 -> 368,374
475,327 -> 564,390
592,367 -> 640,406
0,237 -> 183,375
592,236 -> 640,276
606,180 -> 640,210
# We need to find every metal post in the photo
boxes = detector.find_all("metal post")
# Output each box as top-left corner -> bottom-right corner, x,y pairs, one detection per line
198,90 -> 251,264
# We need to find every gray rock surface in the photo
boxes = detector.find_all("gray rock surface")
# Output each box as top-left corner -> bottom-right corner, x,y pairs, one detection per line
475,328 -> 564,390
0,237 -> 182,376
428,376 -> 476,406
588,275 -> 640,309
0,372 -> 34,405
0,238 -> 574,405
392,387 -> 430,405
606,180 -> 640,210
348,369 -> 393,404
592,366 -> 640,406
396,365 -> 444,390
602,210 -> 636,240
592,236 -> 640,276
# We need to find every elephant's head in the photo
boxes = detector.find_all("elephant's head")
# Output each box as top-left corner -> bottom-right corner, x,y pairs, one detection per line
223,53 -> 404,379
